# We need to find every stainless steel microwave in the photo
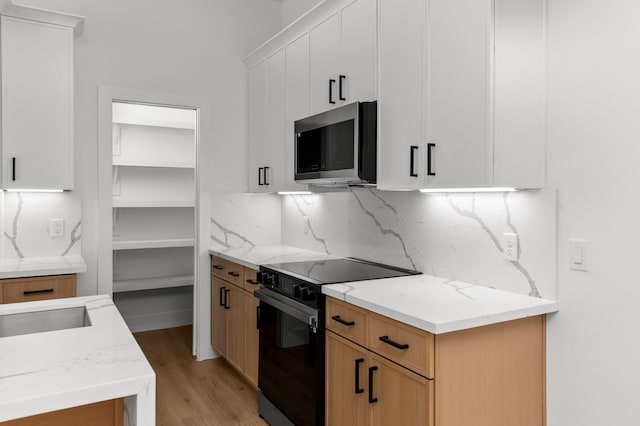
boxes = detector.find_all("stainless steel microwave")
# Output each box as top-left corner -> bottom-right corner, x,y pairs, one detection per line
294,101 -> 377,185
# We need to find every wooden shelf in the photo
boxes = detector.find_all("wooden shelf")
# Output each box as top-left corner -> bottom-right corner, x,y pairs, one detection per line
113,238 -> 195,250
113,201 -> 195,208
112,103 -> 195,130
113,274 -> 194,293
113,159 -> 195,169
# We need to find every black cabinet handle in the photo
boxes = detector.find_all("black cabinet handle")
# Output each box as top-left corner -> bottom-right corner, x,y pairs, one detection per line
246,279 -> 259,285
379,335 -> 410,350
23,288 -> 54,296
368,366 -> 378,403
219,286 -> 226,307
264,166 -> 270,186
331,315 -> 355,326
258,167 -> 264,186
256,305 -> 261,329
427,143 -> 436,176
329,79 -> 336,104
410,146 -> 418,177
224,288 -> 231,309
339,75 -> 346,101
212,265 -> 223,270
355,358 -> 364,394
12,157 -> 16,181
227,271 -> 240,277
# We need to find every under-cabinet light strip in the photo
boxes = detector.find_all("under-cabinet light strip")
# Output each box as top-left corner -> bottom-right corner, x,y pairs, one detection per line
5,189 -> 64,193
277,191 -> 313,195
419,187 -> 517,193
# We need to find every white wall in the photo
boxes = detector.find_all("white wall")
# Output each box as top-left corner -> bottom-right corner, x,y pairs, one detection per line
281,0 -> 322,26
546,0 -> 640,424
2,0 -> 283,294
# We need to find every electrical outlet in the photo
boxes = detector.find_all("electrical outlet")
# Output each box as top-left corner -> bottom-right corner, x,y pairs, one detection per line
50,218 -> 64,237
503,232 -> 518,261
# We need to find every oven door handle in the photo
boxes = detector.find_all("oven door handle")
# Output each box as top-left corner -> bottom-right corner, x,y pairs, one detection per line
255,288 -> 319,333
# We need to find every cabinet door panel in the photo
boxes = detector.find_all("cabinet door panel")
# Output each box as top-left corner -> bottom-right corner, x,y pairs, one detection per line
244,292 -> 260,387
310,12 -> 340,114
377,0 -> 426,190
226,284 -> 246,372
426,0 -> 492,188
211,276 -> 227,356
1,17 -> 73,189
369,353 -> 433,426
265,47 -> 286,192
248,61 -> 267,192
340,0 -> 377,104
326,331 -> 369,426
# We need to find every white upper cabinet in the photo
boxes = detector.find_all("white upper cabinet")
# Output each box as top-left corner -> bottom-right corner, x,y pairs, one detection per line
248,48 -> 286,193
377,0 -> 545,190
310,0 -> 376,114
1,7 -> 83,190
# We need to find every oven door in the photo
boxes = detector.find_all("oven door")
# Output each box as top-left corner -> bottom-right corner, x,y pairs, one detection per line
255,287 -> 325,426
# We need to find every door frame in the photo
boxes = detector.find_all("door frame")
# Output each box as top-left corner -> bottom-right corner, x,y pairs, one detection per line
97,86 -> 215,359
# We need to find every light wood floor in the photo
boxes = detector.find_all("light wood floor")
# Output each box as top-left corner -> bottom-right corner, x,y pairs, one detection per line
134,326 -> 266,426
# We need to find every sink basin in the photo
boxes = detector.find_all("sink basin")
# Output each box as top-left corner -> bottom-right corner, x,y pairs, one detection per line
0,306 -> 91,338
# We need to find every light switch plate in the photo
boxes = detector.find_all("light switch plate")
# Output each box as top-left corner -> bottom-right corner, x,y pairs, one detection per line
569,238 -> 588,271
50,218 -> 64,237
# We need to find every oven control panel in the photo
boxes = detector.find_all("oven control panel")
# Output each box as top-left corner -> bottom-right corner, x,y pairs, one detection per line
257,269 -> 320,309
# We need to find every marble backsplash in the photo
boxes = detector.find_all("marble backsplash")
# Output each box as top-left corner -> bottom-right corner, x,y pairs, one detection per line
210,188 -> 557,300
1,191 -> 82,259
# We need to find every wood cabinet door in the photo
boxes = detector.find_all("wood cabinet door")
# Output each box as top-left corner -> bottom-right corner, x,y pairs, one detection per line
326,331 -> 369,426
248,60 -> 267,192
309,12 -> 340,114
225,284 -> 246,372
340,0 -> 377,104
211,276 -> 227,356
244,292 -> 260,387
369,353 -> 434,426
424,0 -> 492,188
1,17 -> 74,190
376,0 -> 426,190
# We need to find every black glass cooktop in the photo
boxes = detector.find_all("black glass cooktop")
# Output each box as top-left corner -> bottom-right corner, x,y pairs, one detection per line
262,257 -> 419,285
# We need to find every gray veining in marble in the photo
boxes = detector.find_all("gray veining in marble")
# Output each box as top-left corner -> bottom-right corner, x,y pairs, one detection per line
292,197 -> 329,254
4,193 -> 24,259
211,218 -> 255,248
61,221 -> 82,256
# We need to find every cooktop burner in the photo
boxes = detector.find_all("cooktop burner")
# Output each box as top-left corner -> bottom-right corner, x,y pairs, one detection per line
262,257 -> 420,285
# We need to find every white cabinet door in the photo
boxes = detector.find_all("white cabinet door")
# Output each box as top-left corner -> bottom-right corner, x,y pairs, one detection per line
310,12 -> 340,114
425,0 -> 492,188
264,47 -> 286,192
376,0 -> 426,190
284,32 -> 311,192
248,60 -> 267,192
1,16 -> 74,190
340,0 -> 377,105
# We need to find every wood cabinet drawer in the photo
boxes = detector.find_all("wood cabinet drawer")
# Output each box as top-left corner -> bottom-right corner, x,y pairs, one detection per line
326,297 -> 368,347
211,256 -> 228,280
1,274 -> 76,304
368,312 -> 434,378
224,260 -> 245,288
243,267 -> 260,293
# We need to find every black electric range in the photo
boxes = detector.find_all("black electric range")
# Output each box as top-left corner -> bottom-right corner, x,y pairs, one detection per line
254,257 -> 420,426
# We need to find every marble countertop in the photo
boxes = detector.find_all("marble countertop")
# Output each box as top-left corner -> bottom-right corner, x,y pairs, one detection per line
0,255 -> 87,279
323,274 -> 559,334
209,245 -> 337,270
0,295 -> 155,424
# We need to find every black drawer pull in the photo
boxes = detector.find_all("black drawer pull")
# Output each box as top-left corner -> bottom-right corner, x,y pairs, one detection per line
427,143 -> 436,176
227,271 -> 240,277
246,279 -> 259,285
355,358 -> 364,394
12,157 -> 16,181
264,166 -> 270,186
258,167 -> 264,186
339,75 -> 346,101
329,79 -> 336,104
368,366 -> 378,403
379,335 -> 410,350
212,265 -> 223,270
224,288 -> 231,309
23,288 -> 54,296
219,286 -> 226,307
331,315 -> 355,326
410,145 -> 418,177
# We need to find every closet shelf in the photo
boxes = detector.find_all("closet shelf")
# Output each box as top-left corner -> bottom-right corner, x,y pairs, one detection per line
113,274 -> 194,293
113,200 -> 195,208
113,238 -> 195,250
113,159 -> 195,169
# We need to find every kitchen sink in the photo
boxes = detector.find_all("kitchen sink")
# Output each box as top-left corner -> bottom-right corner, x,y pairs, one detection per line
0,306 -> 91,338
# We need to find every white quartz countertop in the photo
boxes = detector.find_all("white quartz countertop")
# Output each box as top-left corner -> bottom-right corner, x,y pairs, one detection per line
0,295 -> 155,423
323,274 -> 559,334
0,255 -> 87,279
209,245 -> 337,270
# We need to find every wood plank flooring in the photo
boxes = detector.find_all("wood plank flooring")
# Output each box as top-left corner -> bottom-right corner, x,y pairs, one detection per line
134,326 -> 266,426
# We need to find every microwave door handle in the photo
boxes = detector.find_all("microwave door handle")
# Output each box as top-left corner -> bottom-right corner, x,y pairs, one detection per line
329,79 -> 336,104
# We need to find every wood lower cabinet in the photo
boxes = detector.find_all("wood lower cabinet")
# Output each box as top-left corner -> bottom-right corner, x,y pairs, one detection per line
0,274 -> 76,304
210,256 -> 259,387
1,398 -> 123,426
326,296 -> 546,426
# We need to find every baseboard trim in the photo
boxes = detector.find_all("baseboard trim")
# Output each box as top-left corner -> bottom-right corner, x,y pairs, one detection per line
123,309 -> 193,332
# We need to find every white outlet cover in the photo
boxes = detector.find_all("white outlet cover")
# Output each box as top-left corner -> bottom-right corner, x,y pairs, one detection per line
50,218 -> 64,237
503,232 -> 518,262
